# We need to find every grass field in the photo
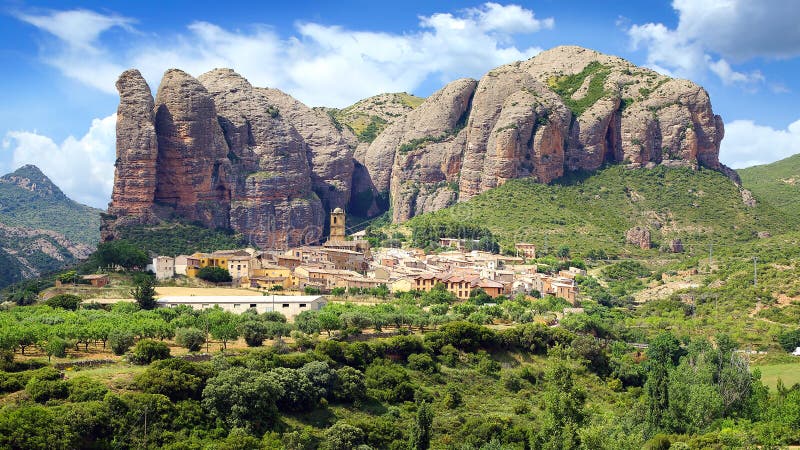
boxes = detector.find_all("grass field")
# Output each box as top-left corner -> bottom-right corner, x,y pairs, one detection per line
753,361 -> 800,389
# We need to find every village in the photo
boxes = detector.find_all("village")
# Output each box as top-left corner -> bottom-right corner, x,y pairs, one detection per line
138,208 -> 581,318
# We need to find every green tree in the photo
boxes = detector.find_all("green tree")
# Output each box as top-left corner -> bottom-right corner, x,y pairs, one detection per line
131,276 -> 157,310
322,421 -> 365,450
44,336 -> 68,361
317,311 -> 342,336
202,367 -> 279,431
409,400 -> 433,450
91,240 -> 148,269
238,320 -> 269,347
197,266 -> 233,283
645,332 -> 684,432
129,339 -> 170,365
45,294 -> 82,310
109,329 -> 135,356
333,366 -> 366,403
532,362 -> 586,449
209,311 -> 239,350
175,327 -> 206,352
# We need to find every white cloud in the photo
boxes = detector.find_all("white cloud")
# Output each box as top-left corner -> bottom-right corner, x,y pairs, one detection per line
627,0 -> 800,88
18,3 -> 553,107
2,114 -> 116,208
720,119 -> 800,168
16,9 -> 132,93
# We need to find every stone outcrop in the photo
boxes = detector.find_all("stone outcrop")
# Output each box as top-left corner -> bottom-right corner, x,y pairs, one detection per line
669,239 -> 684,253
381,78 -> 477,222
106,69 -> 159,238
154,69 -> 231,229
626,227 -> 652,249
108,46 -> 735,244
359,46 -> 732,221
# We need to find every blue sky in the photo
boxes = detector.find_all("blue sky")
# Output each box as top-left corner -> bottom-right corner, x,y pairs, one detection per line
1,0 -> 799,208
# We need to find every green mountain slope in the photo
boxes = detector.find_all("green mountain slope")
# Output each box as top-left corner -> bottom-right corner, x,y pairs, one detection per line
406,166 -> 790,257
0,165 -> 101,287
739,153 -> 800,222
0,165 -> 102,246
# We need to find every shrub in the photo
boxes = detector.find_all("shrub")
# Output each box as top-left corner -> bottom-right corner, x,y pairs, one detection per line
239,320 -> 268,347
407,353 -> 438,374
196,266 -> 232,283
443,385 -> 462,409
0,367 -> 61,394
135,368 -> 203,401
66,376 -> 108,402
45,294 -> 82,310
777,328 -> 800,352
26,377 -> 68,403
109,330 -> 135,356
333,366 -> 366,403
129,339 -> 170,365
322,421 -> 365,450
175,328 -> 206,352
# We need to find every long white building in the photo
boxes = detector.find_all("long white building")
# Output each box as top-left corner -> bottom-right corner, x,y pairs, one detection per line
156,295 -> 326,320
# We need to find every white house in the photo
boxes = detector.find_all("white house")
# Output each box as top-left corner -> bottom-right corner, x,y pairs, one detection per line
155,295 -> 326,320
148,256 -> 176,280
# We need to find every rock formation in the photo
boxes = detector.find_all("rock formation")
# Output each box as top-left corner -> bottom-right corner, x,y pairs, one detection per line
359,46 -> 731,220
154,69 -> 232,229
106,69 -> 158,238
107,46 -> 736,245
626,227 -> 652,249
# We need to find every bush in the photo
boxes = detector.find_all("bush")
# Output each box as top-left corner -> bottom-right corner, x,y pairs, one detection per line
407,353 -> 438,374
26,377 -> 68,403
333,366 -> 366,403
322,421 -> 365,450
777,328 -> 800,352
129,339 -> 170,365
66,376 -> 108,402
0,367 -> 61,394
90,240 -> 148,269
175,328 -> 206,352
135,368 -> 203,401
196,266 -> 232,283
45,294 -> 82,310
109,330 -> 135,356
238,320 -> 268,347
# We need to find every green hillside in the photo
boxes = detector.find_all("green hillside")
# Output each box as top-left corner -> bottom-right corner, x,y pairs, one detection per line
406,165 -> 790,257
0,165 -> 102,288
0,165 -> 102,246
739,153 -> 800,222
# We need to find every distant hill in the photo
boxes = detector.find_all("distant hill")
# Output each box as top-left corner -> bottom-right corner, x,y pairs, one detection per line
406,165 -> 790,257
0,165 -> 101,287
739,153 -> 800,223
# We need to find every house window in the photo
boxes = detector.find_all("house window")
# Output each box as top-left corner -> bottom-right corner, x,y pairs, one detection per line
282,304 -> 290,308
237,265 -> 241,270
250,304 -> 257,308
234,304 -> 240,309
299,304 -> 307,308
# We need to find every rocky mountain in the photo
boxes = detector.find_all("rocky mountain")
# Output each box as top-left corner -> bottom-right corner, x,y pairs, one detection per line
0,165 -> 99,287
106,46 -> 735,243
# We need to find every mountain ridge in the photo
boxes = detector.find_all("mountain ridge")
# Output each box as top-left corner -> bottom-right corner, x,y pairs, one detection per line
105,45 -> 737,246
0,165 -> 101,287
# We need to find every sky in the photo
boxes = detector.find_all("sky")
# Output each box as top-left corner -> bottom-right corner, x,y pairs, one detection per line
1,0 -> 799,208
